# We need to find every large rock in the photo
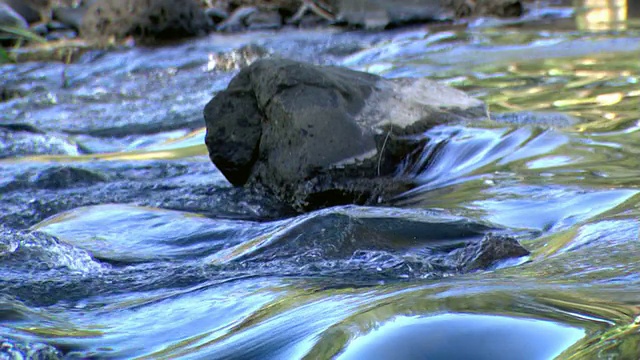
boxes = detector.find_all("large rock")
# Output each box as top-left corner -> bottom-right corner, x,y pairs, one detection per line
80,0 -> 212,45
204,59 -> 485,210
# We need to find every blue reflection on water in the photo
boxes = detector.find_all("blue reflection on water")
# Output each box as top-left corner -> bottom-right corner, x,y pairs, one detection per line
339,313 -> 585,360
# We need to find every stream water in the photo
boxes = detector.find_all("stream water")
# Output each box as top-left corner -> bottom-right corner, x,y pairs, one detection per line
1,1 -> 640,359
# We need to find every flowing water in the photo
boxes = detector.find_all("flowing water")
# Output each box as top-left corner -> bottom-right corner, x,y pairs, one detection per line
2,1 -> 640,359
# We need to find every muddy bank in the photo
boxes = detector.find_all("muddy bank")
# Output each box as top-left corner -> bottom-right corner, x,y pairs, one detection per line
0,0 -> 526,48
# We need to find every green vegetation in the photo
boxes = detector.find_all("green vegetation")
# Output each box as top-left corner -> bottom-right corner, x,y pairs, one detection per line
0,25 -> 93,63
0,25 -> 47,63
0,25 -> 47,44
0,46 -> 9,62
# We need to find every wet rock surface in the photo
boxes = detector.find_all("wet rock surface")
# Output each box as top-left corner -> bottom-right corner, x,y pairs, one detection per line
450,233 -> 530,271
204,58 -> 486,210
207,207 -> 531,279
0,159 -> 292,229
0,125 -> 80,158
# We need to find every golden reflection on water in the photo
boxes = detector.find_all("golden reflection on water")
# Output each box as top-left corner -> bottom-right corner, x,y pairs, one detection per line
460,51 -> 640,133
0,127 -> 209,164
0,144 -> 209,164
575,0 -> 628,31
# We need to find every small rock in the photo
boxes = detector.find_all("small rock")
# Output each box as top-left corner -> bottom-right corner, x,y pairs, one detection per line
246,9 -> 282,30
453,233 -> 530,271
229,0 -> 299,15
295,13 -> 330,28
46,29 -> 78,41
29,166 -> 107,189
0,2 -> 28,29
216,6 -> 257,32
52,5 -> 86,30
493,111 -> 580,128
46,20 -> 71,30
0,0 -> 40,24
205,6 -> 229,24
31,22 -> 49,35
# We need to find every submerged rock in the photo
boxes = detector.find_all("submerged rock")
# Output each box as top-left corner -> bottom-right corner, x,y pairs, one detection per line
29,165 -> 107,189
0,336 -> 63,360
0,124 -> 80,158
207,205 -> 530,279
0,159 -> 290,229
80,0 -> 212,45
0,224 -> 102,273
204,58 -> 485,210
493,111 -> 580,128
451,233 -> 530,271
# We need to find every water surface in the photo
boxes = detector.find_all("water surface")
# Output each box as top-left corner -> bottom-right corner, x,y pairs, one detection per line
1,1 -> 640,358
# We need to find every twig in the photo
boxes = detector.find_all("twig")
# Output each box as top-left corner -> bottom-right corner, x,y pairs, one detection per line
377,126 -> 392,176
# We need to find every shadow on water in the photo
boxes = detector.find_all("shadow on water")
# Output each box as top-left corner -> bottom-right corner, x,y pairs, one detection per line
2,0 -> 640,358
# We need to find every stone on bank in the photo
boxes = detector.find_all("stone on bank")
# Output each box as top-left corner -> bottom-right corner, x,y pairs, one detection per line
80,0 -> 212,45
204,59 -> 486,211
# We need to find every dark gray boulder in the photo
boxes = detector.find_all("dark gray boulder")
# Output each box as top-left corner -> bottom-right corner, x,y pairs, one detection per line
204,58 -> 485,210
